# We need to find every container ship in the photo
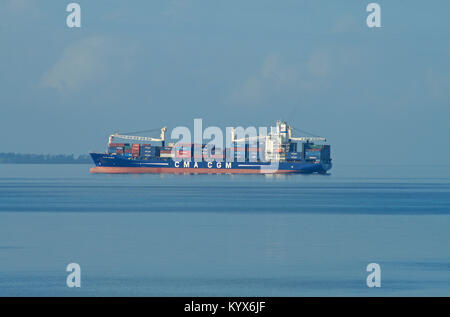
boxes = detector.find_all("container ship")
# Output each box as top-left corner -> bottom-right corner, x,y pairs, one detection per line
89,121 -> 332,174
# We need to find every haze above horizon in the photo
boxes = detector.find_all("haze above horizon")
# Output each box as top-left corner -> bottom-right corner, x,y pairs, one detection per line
1,1 -> 449,165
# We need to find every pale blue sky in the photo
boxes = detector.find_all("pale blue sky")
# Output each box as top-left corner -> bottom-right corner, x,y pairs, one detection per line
0,0 -> 449,164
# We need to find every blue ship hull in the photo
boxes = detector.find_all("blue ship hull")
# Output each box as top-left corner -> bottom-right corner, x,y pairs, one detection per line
89,153 -> 332,174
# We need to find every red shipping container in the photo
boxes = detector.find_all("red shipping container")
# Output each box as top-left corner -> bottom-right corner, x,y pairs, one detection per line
176,150 -> 191,157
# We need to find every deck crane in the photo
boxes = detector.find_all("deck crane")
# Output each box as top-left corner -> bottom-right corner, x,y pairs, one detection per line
108,127 -> 167,146
230,122 -> 326,144
288,126 -> 326,142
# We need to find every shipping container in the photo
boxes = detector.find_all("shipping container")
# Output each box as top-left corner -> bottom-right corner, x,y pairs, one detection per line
175,150 -> 191,157
320,145 -> 331,162
289,143 -> 298,152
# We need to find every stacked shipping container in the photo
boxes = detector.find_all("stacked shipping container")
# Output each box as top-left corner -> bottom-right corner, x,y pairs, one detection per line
160,146 -> 174,158
140,144 -> 159,158
106,141 -> 329,163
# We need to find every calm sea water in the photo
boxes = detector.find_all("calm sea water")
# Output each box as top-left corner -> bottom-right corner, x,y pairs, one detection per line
0,163 -> 449,296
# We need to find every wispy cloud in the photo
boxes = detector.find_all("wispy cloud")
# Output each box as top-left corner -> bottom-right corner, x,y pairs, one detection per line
40,37 -> 124,93
331,14 -> 359,33
228,52 -> 331,106
307,51 -> 330,78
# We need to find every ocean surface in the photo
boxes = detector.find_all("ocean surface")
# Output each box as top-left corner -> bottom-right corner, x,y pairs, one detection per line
0,163 -> 449,296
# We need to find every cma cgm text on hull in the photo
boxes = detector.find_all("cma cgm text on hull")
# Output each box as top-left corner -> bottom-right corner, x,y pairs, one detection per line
89,120 -> 332,174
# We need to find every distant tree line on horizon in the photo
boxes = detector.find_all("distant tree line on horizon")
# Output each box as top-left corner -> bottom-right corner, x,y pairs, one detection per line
0,153 -> 91,164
